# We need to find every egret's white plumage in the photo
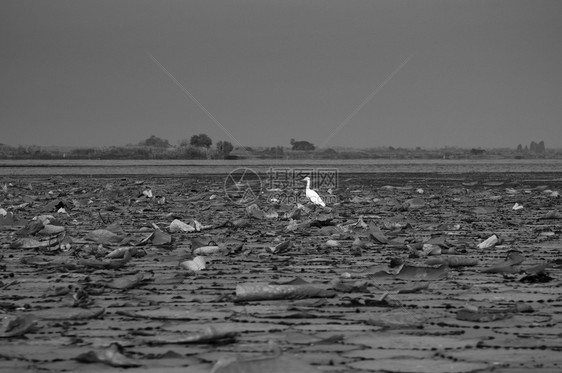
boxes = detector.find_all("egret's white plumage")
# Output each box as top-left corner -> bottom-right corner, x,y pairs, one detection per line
303,177 -> 326,207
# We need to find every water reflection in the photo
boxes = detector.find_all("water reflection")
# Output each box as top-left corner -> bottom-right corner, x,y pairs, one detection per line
1,158 -> 562,175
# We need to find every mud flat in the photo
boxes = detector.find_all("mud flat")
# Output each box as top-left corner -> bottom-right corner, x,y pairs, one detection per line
1,173 -> 561,372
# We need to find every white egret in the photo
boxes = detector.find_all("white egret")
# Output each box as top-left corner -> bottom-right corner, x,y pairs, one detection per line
303,177 -> 326,207
141,187 -> 153,198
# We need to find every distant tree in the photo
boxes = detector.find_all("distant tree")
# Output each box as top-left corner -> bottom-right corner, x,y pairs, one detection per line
290,138 -> 295,146
237,146 -> 253,152
319,148 -> 338,159
470,148 -> 486,155
139,135 -> 170,148
181,146 -> 206,159
291,140 -> 315,151
516,144 -> 523,152
537,140 -> 545,153
216,141 -> 234,158
530,141 -> 537,153
190,134 -> 212,149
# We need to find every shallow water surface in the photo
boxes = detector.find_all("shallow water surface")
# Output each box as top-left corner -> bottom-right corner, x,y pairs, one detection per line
1,158 -> 562,175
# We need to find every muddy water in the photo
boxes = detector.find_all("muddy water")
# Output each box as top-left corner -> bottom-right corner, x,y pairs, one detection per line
0,172 -> 561,372
2,158 -> 562,175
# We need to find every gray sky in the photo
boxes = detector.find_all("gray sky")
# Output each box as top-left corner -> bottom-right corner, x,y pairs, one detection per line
2,0 -> 561,149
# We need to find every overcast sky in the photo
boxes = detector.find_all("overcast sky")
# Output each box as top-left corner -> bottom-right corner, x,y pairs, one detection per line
2,0 -> 561,149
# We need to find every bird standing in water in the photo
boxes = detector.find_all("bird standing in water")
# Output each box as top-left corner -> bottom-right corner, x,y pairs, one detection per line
303,177 -> 326,207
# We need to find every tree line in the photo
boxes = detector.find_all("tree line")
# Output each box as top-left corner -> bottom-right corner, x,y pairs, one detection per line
516,141 -> 546,154
137,134 -> 234,159
1,136 -> 560,160
0,134 -> 235,160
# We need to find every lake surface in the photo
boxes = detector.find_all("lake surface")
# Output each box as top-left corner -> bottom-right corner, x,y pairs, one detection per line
1,158 -> 561,176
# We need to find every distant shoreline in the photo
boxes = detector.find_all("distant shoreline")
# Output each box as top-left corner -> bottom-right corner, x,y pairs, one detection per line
2,172 -> 562,191
1,143 -> 560,162
2,158 -> 562,177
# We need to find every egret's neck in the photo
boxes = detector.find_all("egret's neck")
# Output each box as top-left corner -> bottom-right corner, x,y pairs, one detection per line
305,179 -> 311,190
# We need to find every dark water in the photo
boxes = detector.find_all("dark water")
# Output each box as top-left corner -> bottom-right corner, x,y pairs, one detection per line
1,158 -> 561,176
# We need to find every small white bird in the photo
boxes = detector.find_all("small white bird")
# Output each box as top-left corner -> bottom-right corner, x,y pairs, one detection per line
303,177 -> 326,207
141,187 -> 153,198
